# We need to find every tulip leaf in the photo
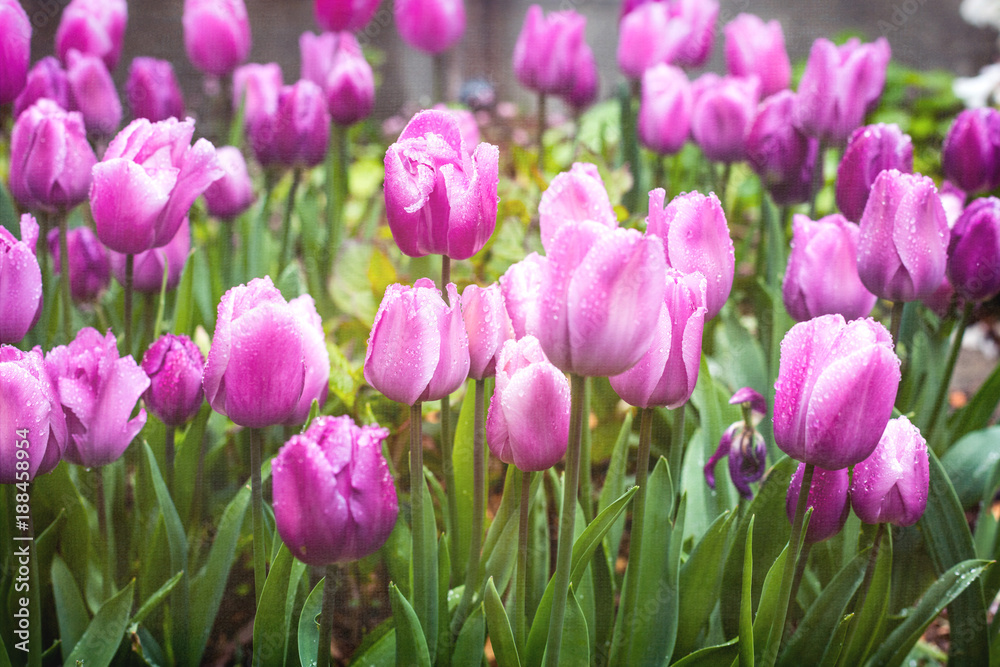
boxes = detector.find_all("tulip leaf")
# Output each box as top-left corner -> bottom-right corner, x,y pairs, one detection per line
596,410 -> 633,570
64,580 -> 134,667
940,426 -> 1000,508
130,570 -> 183,629
391,582 -> 432,667
676,508 -> 737,656
838,530 -> 893,666
409,470 -> 439,662
453,601 -> 486,665
346,617 -> 395,666
451,379 -> 477,584
751,544 -> 788,659
739,517 -> 755,667
527,475 -> 550,623
436,533 -> 452,664
297,577 -> 324,666
51,555 -> 89,662
32,463 -> 90,592
174,403 -> 212,524
484,576 -> 521,667
252,542 -> 300,666
554,584 -> 590,667
669,638 -> 740,667
590,542 -> 616,665
948,362 -> 1000,443
484,469 -> 541,598
172,250 -> 196,336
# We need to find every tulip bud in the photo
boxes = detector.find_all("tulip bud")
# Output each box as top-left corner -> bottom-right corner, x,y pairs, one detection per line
538,162 -> 617,253
851,416 -> 928,527
46,328 -> 150,467
610,270 -> 707,408
499,252 -> 544,340
638,64 -> 692,156
857,170 -> 950,303
773,315 -> 900,470
513,6 -> 587,98
746,90 -> 819,206
364,279 -> 469,405
141,334 -> 206,427
273,416 -> 398,566
617,2 -> 687,80
300,32 -> 374,126
109,218 -> 191,294
783,213 -> 876,322
0,346 -> 67,482
313,0 -> 381,32
487,336 -> 570,471
0,215 -> 43,345
724,13 -> 790,97
46,226 -> 111,305
55,0 -> 127,71
0,0 -> 31,105
941,108 -> 1000,195
787,464 -> 850,544
671,0 -> 718,68
248,80 -> 330,169
66,49 -> 122,136
566,43 -> 598,110
127,57 -> 185,122
646,189 -> 735,320
10,99 -> 97,213
462,284 -> 515,380
203,146 -> 256,220
704,387 -> 768,499
947,197 -> 1000,303
690,75 -> 760,164
384,109 -> 500,260
14,57 -> 70,118
395,0 -> 466,55
836,123 -> 913,222
233,63 -> 283,129
183,0 -> 252,77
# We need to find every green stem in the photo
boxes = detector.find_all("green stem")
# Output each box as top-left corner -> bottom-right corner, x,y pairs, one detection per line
835,523 -> 886,667
537,92 -> 547,168
669,404 -> 686,491
280,168 -> 302,269
579,377 -> 594,522
247,178 -> 274,281
762,463 -> 815,667
410,402 -> 432,640
96,467 -> 114,600
718,162 -> 732,206
925,302 -> 974,446
316,564 -> 336,667
250,428 -> 266,607
544,373 -> 587,667
622,79 -> 642,213
439,257 -> 457,562
516,468 -> 531,648
57,213 -> 72,344
124,254 -> 134,355
809,143 -> 827,218
889,301 -> 905,348
324,124 -> 349,278
164,425 -> 175,493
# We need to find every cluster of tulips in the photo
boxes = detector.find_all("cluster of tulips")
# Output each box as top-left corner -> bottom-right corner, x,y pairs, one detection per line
2,0 -> 1000,665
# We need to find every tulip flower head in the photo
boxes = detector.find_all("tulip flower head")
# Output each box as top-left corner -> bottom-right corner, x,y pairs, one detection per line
233,63 -> 283,129
538,162 -> 617,253
383,109 -> 500,260
248,80 -> 331,169
314,0 -> 381,32
65,49 -> 122,136
617,2 -> 688,80
499,252 -> 545,340
183,0 -> 252,77
851,416 -> 928,527
513,6 -> 589,98
300,32 -> 375,126
46,226 -> 111,305
0,0 -> 31,105
462,283 -> 515,380
0,215 -> 43,345
203,146 -> 256,220
142,334 -> 206,427
565,42 -> 599,110
273,415 -> 398,566
941,107 -> 1000,195
787,463 -> 851,543
109,218 -> 191,294
14,57 -> 69,118
638,64 -> 692,156
947,197 -> 1000,303
0,346 -> 67,482
745,90 -> 819,206
704,387 -> 768,499
55,0 -> 127,71
671,0 -> 718,68
127,57 -> 186,122
836,123 -> 913,222
724,13 -> 790,97
395,0 -> 466,55
690,75 -> 760,164
285,294 -> 331,426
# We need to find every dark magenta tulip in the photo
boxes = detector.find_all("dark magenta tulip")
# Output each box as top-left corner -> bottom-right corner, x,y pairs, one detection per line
55,0 -> 127,71
183,0 -> 251,77
947,196 -> 1000,303
46,226 -> 111,305
787,463 -> 850,543
850,416 -> 928,527
141,334 -> 206,427
836,123 -> 913,222
126,57 -> 185,122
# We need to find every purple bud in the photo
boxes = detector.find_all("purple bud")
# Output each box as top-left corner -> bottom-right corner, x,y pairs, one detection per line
638,64 -> 692,156
203,146 -> 256,220
46,226 -> 111,304
724,13 -> 789,97
249,80 -> 330,168
55,0 -> 127,71
0,0 -> 31,105
183,0 -> 251,77
66,49 -> 122,136
942,108 -> 1000,195
127,57 -> 185,122
565,42 -> 599,110
141,334 -> 206,426
787,463 -> 850,543
0,346 -> 67,481
0,215 -> 43,345
746,90 -> 819,206
14,57 -> 70,118
850,416 -> 928,527
395,0 -> 466,55
690,75 -> 760,164
462,283 -> 515,380
947,196 -> 1000,303
836,123 -> 913,222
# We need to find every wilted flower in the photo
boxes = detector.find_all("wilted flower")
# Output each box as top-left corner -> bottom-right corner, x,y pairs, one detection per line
705,387 -> 768,499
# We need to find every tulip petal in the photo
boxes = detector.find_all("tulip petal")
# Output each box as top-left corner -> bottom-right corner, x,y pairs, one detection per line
91,158 -> 172,254
502,362 -> 570,471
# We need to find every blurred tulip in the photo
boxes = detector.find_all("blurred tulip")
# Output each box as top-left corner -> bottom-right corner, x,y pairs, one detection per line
14,57 -> 70,118
646,188 -> 735,320
539,162 -> 617,252
273,416 -> 398,565
746,90 -> 819,206
857,169 -> 949,302
9,99 -> 97,213
300,32 -> 375,126
638,64 -> 692,156
794,37 -> 891,146
285,294 -> 330,426
0,346 -> 67,482
66,49 -> 122,136
610,269 -> 707,408
947,197 -> 1000,303
499,252 -> 545,340
141,334 -> 205,427
395,0 -> 465,54
0,215 -> 43,345
705,387 -> 768,499
787,463 -> 850,543
0,0 -> 31,105
773,315 -> 900,470
671,0 -> 718,68
851,416 -> 928,527
724,13 -> 790,97
486,336 -> 570,471
55,0 -> 127,71
364,279 -> 469,405
384,109 -> 500,260
248,80 -> 330,168
46,226 -> 111,305
433,104 -> 480,151
91,117 -> 223,255
513,6 -> 587,98
233,62 -> 283,128
690,75 -> 760,163
183,0 -> 251,77
314,0 -> 381,32
126,57 -> 185,122
942,108 -> 1000,195
203,146 -> 256,219
617,2 -> 688,80
782,213 -> 876,322
45,328 -> 149,467
462,283 -> 515,380
836,123 -> 913,222
109,218 -> 191,293
566,43 -> 599,110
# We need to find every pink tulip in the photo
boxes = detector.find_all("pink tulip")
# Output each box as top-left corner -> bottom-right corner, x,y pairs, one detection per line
539,162 -> 617,253
46,226 -> 111,305
462,283 -> 515,380
127,57 -> 185,123
314,0 -> 381,32
851,416 -> 928,527
55,0 -> 127,71
0,0 -> 31,105
203,146 -> 256,220
142,334 -> 206,427
66,49 -> 122,136
638,64 -> 692,156
0,215 -> 43,345
0,346 -> 67,482
787,464 -> 850,543
183,0 -> 251,77
724,13 -> 790,97
499,252 -> 545,340
395,0 -> 466,55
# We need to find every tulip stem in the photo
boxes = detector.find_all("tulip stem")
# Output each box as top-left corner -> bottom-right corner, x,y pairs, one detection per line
925,302 -> 974,449
316,564 -> 336,667
544,373 -> 587,667
516,468 -> 531,648
809,143 -> 827,218
537,93 -> 547,169
280,168 -> 302,270
762,462 -> 815,667
621,79 -> 642,213
410,402 -> 432,641
57,213 -> 73,344
836,523 -> 886,667
889,301 -> 905,347
250,428 -> 266,607
717,162 -> 732,206
439,256 -> 458,569
324,123 -> 349,278
433,53 -> 448,103
96,467 -> 114,600
124,254 -> 134,355
579,377 -> 594,522
670,404 -> 686,493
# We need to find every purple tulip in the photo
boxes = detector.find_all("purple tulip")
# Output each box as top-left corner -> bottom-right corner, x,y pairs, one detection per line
46,226 -> 111,304
486,336 -> 570,471
45,328 -> 149,468
690,75 -> 760,164
746,90 -> 819,206
203,146 -> 256,220
127,57 -> 185,123
9,99 -> 97,213
610,269 -> 707,408
513,6 -> 587,98
183,0 -> 251,77
66,49 -> 122,136
462,283 -> 515,380
942,108 -> 1000,195
383,109 -> 500,260
0,215 -> 43,345
538,221 -> 666,377
0,346 -> 67,482
395,0 -> 466,55
783,213 -> 877,322
364,279 -> 470,405
724,14 -> 790,98
109,217 -> 191,293
233,63 -> 283,129
538,162 -> 617,253
91,117 -> 223,255
638,64 -> 692,156
787,464 -> 850,543
671,0 -> 718,68
14,57 -> 70,118
0,0 -> 31,105
285,295 -> 330,426
248,80 -> 331,169
646,188 -> 735,320
301,32 -> 375,126
434,104 -> 480,151
314,0 -> 381,32
705,387 -> 768,499
851,416 -> 928,527
794,37 -> 891,146
273,415 -> 398,566
857,169 -> 949,303
566,42 -> 599,110
141,334 -> 205,427
773,315 -> 900,470
204,277 -> 320,428
499,252 -> 545,340
836,123 -> 914,222
55,0 -> 127,71
947,197 -> 1000,303
617,2 -> 687,80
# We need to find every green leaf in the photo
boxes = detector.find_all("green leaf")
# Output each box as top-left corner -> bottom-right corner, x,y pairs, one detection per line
556,585 -> 590,666
64,580 -> 134,667
391,582 -> 432,667
452,379 -> 478,583
739,517 -> 755,667
484,577 -> 521,667
172,250 -> 197,336
669,638 -> 739,667
297,578 -> 325,666
676,509 -> 737,656
948,362 -> 1000,442
596,411 -> 633,569
453,602 -> 486,666
867,559 -> 990,667
51,555 -> 89,662
751,545 -> 789,659
484,469 -> 541,599
174,404 -> 212,524
838,531 -> 892,666
253,542 -> 303,666
130,570 -> 183,628
346,617 -> 395,667
436,533 -> 452,665
941,426 -> 1000,508
412,472 -> 439,662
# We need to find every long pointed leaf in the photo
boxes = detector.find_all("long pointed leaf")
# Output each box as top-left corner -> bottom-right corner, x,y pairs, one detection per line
391,582 -> 432,667
64,580 -> 135,667
485,576 -> 521,667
